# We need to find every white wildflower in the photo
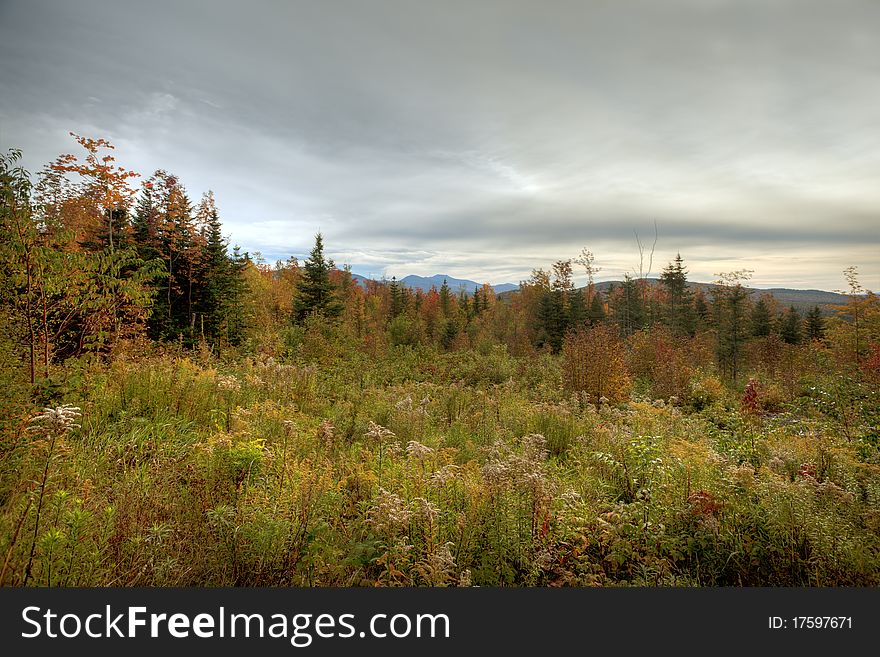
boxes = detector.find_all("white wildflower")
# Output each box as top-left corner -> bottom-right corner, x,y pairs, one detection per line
365,421 -> 395,442
217,375 -> 240,391
406,440 -> 434,461
367,488 -> 412,535
27,404 -> 81,437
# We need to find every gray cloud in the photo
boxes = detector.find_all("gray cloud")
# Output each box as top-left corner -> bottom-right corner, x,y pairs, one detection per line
1,0 -> 878,290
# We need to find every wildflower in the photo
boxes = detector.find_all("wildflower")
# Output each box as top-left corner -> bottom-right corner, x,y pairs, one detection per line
367,488 -> 412,535
415,542 -> 456,586
406,440 -> 434,461
521,434 -> 548,461
430,464 -> 460,487
365,421 -> 395,442
411,497 -> 440,526
318,419 -> 335,442
217,374 -> 240,391
27,404 -> 81,437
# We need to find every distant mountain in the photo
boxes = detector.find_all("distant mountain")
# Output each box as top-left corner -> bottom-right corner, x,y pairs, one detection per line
350,273 -> 372,288
587,279 -> 850,313
396,274 -> 519,294
350,271 -> 848,312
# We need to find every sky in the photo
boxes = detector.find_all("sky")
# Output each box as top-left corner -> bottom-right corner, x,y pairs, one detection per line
1,0 -> 878,291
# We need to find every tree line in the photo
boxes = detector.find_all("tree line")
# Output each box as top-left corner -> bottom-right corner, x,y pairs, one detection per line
2,135 -> 878,394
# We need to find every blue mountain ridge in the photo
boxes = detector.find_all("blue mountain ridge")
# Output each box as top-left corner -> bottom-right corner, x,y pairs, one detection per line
348,273 -> 519,294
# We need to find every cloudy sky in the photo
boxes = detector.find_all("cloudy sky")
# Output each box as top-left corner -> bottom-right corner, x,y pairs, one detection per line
1,0 -> 878,290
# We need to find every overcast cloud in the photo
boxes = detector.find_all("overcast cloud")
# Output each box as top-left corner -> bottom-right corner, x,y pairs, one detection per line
1,0 -> 878,290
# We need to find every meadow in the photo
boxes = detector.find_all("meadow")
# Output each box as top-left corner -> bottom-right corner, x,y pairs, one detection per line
2,325 -> 878,587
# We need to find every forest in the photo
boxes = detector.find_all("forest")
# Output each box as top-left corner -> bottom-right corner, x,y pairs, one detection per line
1,135 -> 879,587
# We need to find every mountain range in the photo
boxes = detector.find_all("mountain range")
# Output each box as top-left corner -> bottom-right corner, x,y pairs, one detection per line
348,272 -> 853,312
350,273 -> 519,294
588,279 -> 851,313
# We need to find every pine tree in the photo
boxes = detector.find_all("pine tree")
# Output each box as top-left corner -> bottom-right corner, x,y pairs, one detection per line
588,291 -> 606,324
660,253 -> 693,336
779,306 -> 802,344
458,287 -> 471,320
389,276 -> 407,318
612,274 -> 645,336
714,271 -> 753,382
568,287 -> 587,328
224,245 -> 249,344
439,279 -> 452,317
805,305 -> 825,342
693,290 -> 710,330
196,191 -> 239,343
750,296 -> 772,337
538,288 -> 566,352
472,286 -> 484,316
134,170 -> 197,340
293,233 -> 342,323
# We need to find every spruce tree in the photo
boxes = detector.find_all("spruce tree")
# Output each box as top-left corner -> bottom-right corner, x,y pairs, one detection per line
198,192 -> 236,342
613,274 -> 645,337
750,297 -> 772,337
472,286 -> 483,316
389,277 -> 406,318
805,305 -> 825,342
568,287 -> 587,328
779,306 -> 802,344
293,233 -> 342,323
660,253 -> 693,336
588,291 -> 606,324
439,279 -> 452,317
693,290 -> 710,330
714,272 -> 752,382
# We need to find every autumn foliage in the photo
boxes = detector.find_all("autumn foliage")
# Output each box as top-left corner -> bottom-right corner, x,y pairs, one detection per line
562,324 -> 631,405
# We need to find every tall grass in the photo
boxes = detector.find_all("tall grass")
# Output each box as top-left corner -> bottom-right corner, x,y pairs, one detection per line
1,343 -> 879,586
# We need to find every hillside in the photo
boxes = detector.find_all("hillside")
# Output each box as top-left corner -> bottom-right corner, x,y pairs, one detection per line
583,280 -> 851,313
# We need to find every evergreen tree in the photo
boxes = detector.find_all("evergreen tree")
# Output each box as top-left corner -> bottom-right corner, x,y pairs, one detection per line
389,276 -> 407,318
693,290 -> 710,330
612,274 -> 645,336
714,271 -> 752,382
568,287 -> 587,328
441,317 -> 459,351
805,305 -> 825,342
131,170 -> 197,340
197,191 -> 240,343
660,253 -> 693,335
472,286 -> 484,316
224,245 -> 249,344
779,305 -> 802,344
458,287 -> 471,320
588,291 -> 606,324
538,287 -> 567,352
293,233 -> 342,322
439,279 -> 452,317
750,296 -> 772,337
